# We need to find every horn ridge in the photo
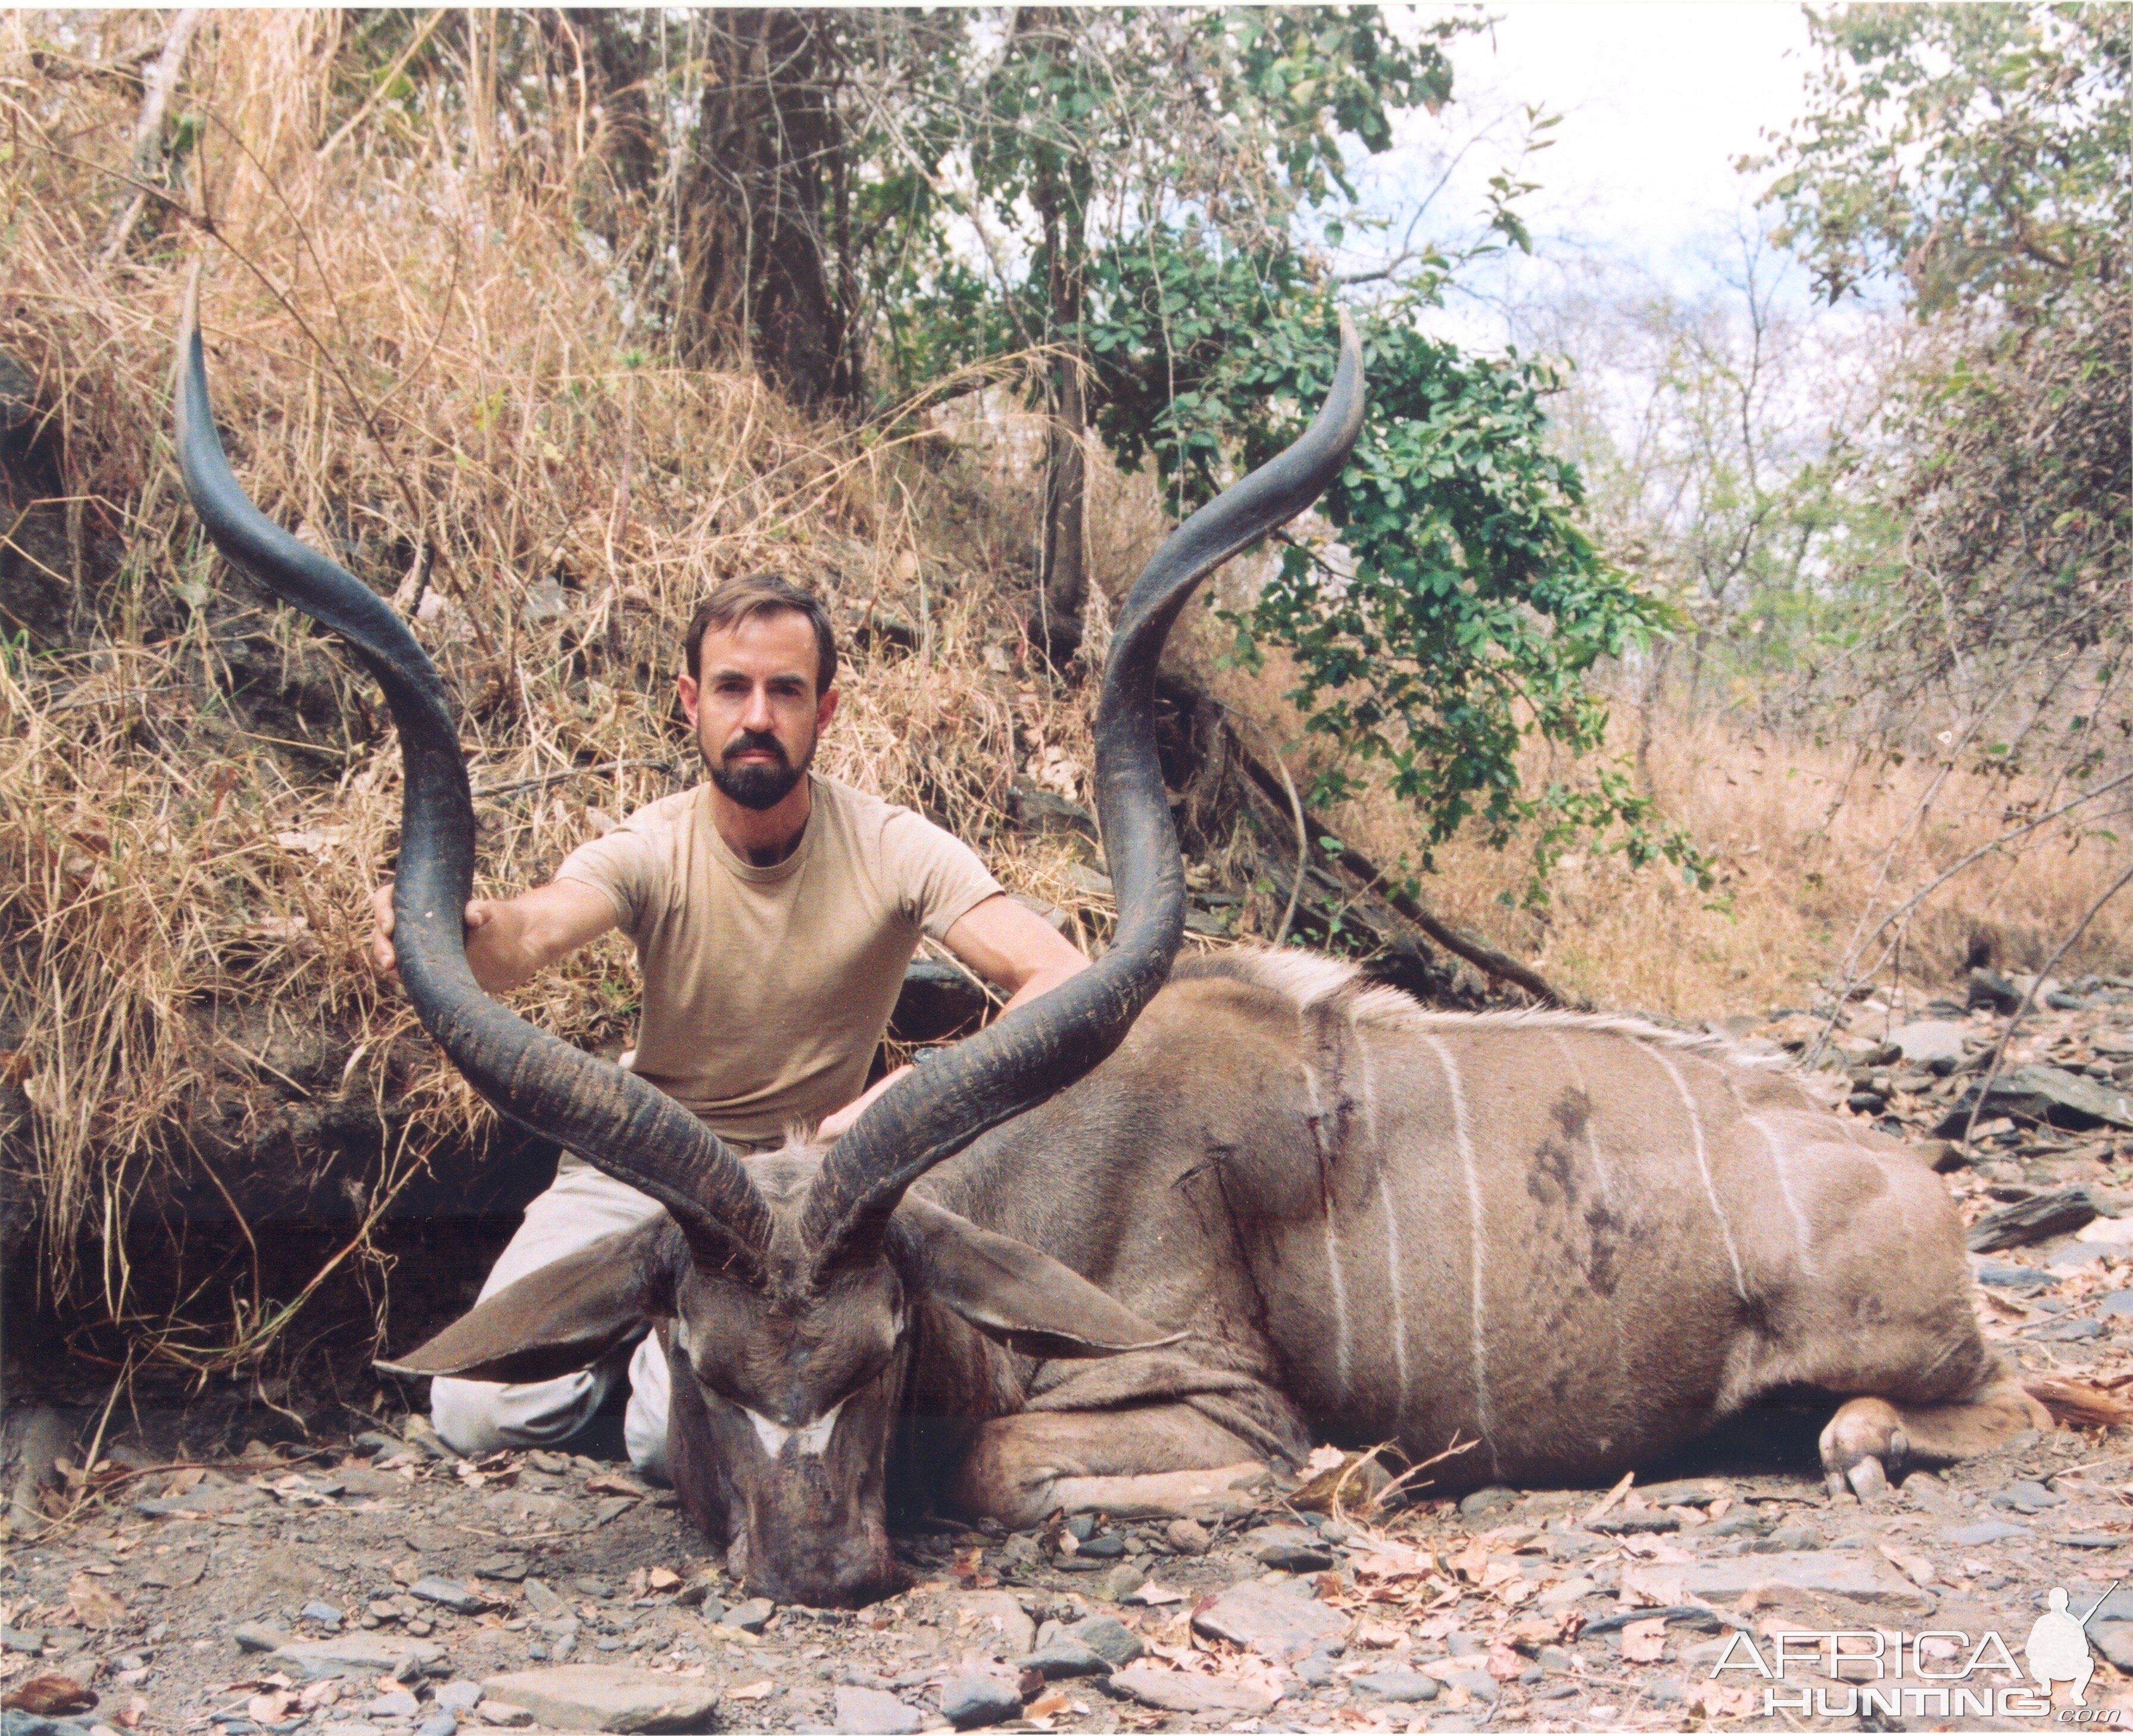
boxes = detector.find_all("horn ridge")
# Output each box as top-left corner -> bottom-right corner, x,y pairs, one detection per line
173,280 -> 772,1265
801,312 -> 1366,1264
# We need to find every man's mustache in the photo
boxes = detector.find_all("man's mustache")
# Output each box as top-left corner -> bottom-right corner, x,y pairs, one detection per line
720,729 -> 790,769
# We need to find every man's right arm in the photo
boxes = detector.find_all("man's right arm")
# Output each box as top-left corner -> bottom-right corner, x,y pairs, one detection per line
370,879 -> 620,994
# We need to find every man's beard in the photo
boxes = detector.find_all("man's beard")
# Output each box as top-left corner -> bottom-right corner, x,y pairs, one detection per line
707,727 -> 810,811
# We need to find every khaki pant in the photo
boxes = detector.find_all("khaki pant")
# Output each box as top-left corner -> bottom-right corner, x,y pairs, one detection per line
430,1153 -> 692,1478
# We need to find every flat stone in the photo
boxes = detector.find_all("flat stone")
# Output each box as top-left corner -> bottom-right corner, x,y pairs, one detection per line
1458,1485 -> 1519,1517
1891,1020 -> 1969,1066
2093,1624 -> 2133,1673
1011,1641 -> 1111,1680
718,1597 -> 774,1634
265,1637 -> 446,1682
134,1472 -> 269,1518
478,1666 -> 720,1734
301,1602 -> 345,1627
415,1716 -> 455,1736
830,1686 -> 922,1735
1943,1519 -> 2030,1545
1966,1186 -> 2100,1251
431,1683 -> 482,1714
1444,1669 -> 1499,1703
408,1578 -> 487,1615
364,1693 -> 420,1719
1676,1550 -> 1930,1610
1991,1480 -> 2067,1514
1192,1580 -> 1345,1660
2061,1534 -> 2126,1548
938,1672 -> 1021,1730
2098,1292 -> 2133,1317
1591,1512 -> 1680,1535
1108,1664 -> 1278,1716
233,1623 -> 292,1653
1636,1479 -> 1733,1507
1975,1262 -> 2059,1292
2032,1316 -> 2103,1341
1970,967 -> 2022,1013
1246,1525 -> 1334,1571
1354,1670 -> 1439,1703
1066,1615 -> 1145,1668
518,1580 -> 566,1619
953,1593 -> 1034,1659
0,1629 -> 45,1655
470,1558 -> 525,1584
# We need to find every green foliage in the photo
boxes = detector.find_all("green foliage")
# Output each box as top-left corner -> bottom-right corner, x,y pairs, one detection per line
1082,242 -> 1704,894
1761,4 -> 2128,317
1758,3 -> 2129,745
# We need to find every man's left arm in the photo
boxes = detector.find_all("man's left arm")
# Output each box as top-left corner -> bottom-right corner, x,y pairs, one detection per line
815,895 -> 1087,1139
937,893 -> 1089,1014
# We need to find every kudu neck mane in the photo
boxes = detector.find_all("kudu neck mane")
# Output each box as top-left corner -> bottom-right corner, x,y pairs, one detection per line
174,276 -> 1364,1285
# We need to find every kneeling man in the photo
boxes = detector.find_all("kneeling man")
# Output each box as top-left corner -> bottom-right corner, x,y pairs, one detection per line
370,574 -> 1086,1475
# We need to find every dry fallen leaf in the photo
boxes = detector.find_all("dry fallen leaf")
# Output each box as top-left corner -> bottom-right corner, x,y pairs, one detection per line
1620,1618 -> 1669,1664
3,1675 -> 97,1715
647,1568 -> 681,1593
66,1576 -> 124,1629
726,1680 -> 775,1702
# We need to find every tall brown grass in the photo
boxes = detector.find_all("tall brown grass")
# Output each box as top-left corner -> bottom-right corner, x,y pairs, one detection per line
0,11 -> 1100,1369
1196,629 -> 2133,1020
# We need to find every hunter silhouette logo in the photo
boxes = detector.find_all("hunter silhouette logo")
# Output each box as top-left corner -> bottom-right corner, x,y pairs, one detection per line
2026,1581 -> 2120,1706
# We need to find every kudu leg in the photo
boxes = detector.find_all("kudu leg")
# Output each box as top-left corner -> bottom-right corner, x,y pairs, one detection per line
949,1406 -> 1270,1529
1819,1356 -> 2052,1500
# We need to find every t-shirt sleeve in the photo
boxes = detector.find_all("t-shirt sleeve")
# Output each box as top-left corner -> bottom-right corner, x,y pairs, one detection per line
882,809 -> 1005,942
556,820 -> 664,937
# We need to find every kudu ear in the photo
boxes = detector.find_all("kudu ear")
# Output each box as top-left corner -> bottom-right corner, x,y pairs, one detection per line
376,1219 -> 682,1384
894,1197 -> 1183,1360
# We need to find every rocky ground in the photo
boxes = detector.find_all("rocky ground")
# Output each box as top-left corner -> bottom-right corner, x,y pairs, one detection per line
4,966 -> 2131,1736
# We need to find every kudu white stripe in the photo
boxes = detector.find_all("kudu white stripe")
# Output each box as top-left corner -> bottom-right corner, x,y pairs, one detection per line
1298,1055 -> 1353,1403
1424,1034 -> 1499,1475
1633,1039 -> 1748,1303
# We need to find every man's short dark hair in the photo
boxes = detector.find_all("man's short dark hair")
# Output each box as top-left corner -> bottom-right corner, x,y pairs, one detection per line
683,574 -> 838,696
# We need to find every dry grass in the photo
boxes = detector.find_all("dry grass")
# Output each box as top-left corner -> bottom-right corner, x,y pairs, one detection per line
1197,627 -> 2133,1019
0,11 -> 1105,1367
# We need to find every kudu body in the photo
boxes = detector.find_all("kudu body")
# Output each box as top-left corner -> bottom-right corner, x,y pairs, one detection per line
176,292 -> 2040,1608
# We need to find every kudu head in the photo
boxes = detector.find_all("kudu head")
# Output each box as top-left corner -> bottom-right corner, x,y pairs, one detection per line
174,275 -> 1364,1604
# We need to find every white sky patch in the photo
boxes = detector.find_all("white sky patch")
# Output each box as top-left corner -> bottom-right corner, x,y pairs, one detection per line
1340,3 -> 1828,345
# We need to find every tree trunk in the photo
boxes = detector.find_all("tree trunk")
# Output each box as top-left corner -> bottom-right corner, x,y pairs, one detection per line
1030,111 -> 1089,669
678,10 -> 850,408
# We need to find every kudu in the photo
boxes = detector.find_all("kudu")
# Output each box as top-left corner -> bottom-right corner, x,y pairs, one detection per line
178,291 -> 2045,1609
175,282 -> 1365,1604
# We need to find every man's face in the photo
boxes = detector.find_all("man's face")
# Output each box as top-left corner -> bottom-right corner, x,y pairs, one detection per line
678,611 -> 838,811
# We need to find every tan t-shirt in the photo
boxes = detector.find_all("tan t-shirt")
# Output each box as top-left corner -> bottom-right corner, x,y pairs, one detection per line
556,775 -> 1002,1142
